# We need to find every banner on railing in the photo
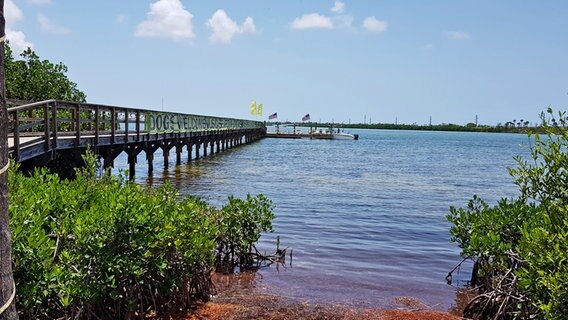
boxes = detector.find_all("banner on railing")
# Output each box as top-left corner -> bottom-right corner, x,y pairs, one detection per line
145,112 -> 261,133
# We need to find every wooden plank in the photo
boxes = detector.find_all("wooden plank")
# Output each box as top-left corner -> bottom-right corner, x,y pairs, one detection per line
8,137 -> 43,149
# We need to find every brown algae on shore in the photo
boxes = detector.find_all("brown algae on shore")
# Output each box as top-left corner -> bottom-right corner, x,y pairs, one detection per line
164,272 -> 461,320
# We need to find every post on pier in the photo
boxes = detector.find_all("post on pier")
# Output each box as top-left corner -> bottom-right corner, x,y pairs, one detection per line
163,147 -> 169,167
124,144 -> 144,180
128,155 -> 136,180
161,141 -> 176,168
144,142 -> 161,175
146,152 -> 154,174
103,157 -> 113,171
98,146 -> 124,175
176,143 -> 183,166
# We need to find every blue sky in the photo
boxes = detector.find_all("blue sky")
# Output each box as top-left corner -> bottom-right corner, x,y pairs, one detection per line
5,1 -> 568,125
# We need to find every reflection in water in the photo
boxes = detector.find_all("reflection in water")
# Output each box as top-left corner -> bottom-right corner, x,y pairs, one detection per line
145,156 -> 212,188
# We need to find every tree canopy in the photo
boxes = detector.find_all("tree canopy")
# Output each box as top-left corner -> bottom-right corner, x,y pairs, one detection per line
4,43 -> 86,103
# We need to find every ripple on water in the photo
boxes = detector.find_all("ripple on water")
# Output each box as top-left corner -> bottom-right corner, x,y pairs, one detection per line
113,129 -> 528,311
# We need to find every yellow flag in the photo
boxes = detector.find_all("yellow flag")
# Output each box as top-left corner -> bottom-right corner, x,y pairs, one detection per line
250,101 -> 257,115
257,103 -> 263,116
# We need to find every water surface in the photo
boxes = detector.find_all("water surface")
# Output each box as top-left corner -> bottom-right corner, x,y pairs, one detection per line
117,129 -> 531,311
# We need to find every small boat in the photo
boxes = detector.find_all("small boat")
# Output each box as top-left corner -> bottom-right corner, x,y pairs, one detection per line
308,127 -> 359,140
333,132 -> 359,140
330,127 -> 359,140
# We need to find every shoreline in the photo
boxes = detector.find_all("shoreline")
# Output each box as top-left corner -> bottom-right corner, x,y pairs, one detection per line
173,272 -> 464,320
280,122 -> 537,134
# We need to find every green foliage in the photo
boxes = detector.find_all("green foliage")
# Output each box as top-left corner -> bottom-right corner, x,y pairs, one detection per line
448,108 -> 568,319
449,196 -> 539,261
211,195 -> 274,272
8,152 -> 275,319
4,43 -> 86,102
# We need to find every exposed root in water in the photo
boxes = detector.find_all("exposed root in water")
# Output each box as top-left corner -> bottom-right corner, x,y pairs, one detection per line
248,244 -> 291,268
446,251 -> 536,319
215,234 -> 292,274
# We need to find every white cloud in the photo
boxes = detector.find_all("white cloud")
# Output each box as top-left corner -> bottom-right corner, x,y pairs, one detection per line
6,28 -> 33,53
206,10 -> 256,44
242,17 -> 256,34
38,14 -> 71,35
136,0 -> 195,42
5,0 -> 34,53
291,13 -> 333,30
331,1 -> 345,13
362,16 -> 387,32
446,30 -> 470,40
5,0 -> 24,27
26,0 -> 52,5
422,43 -> 433,50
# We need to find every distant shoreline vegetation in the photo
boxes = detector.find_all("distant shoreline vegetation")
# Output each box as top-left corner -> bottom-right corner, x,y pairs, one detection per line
289,122 -> 542,134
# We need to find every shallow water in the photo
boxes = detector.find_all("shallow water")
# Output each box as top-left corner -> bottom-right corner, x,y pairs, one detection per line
115,129 -> 531,311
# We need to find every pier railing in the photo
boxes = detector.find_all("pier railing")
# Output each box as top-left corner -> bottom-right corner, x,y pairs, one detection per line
7,99 -> 264,163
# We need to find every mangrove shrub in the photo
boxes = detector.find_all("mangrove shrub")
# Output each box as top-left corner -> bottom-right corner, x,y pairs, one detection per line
9,152 -> 274,319
447,108 -> 568,319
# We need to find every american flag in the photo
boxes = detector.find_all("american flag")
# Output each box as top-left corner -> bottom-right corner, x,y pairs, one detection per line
268,112 -> 277,120
302,114 -> 310,121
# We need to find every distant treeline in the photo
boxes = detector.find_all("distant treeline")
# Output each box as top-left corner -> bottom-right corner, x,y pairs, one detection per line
292,122 -> 545,134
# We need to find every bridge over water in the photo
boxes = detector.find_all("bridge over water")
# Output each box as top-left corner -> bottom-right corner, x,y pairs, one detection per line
7,100 -> 265,179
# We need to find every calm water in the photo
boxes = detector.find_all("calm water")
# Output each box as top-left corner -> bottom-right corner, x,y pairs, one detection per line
116,129 -> 531,311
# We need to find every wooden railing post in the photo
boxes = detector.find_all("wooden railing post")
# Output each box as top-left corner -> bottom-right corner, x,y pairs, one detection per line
51,101 -> 58,149
43,102 -> 50,152
94,105 -> 100,146
102,109 -> 106,131
13,111 -> 20,161
75,104 -> 81,147
111,107 -> 116,144
136,111 -> 140,141
124,109 -> 129,144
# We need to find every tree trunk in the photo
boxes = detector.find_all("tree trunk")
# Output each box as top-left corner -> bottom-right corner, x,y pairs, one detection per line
0,1 -> 18,318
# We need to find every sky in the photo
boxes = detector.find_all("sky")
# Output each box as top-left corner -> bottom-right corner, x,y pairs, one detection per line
4,0 -> 568,125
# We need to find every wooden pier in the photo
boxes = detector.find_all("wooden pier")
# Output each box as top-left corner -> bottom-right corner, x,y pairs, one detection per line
7,100 -> 265,179
265,122 -> 358,140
